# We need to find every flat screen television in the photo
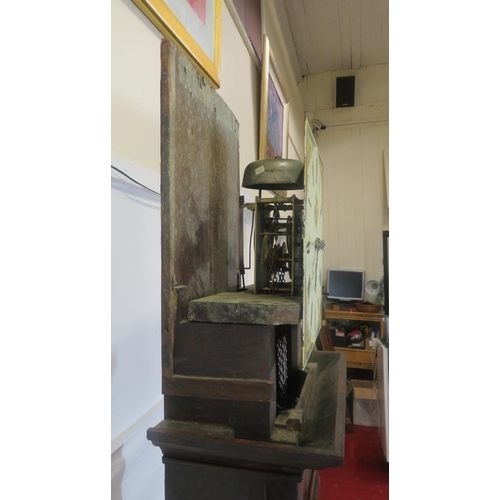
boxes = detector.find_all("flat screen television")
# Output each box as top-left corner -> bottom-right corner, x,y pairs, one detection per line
326,268 -> 365,302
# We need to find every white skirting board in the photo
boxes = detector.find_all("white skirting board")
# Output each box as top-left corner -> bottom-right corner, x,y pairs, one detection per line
111,401 -> 164,500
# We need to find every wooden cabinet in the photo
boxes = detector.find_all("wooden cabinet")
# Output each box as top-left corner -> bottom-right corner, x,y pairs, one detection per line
324,308 -> 385,370
333,346 -> 375,370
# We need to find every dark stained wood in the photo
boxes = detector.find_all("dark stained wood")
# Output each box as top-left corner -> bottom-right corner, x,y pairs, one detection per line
163,458 -> 307,500
290,323 -> 302,372
150,352 -> 346,472
173,321 -> 276,379
153,39 -> 345,499
318,321 -> 334,352
161,287 -> 171,378
345,404 -> 354,434
164,397 -> 276,440
275,363 -> 318,435
307,471 -> 319,500
164,286 -> 188,377
163,375 -> 275,402
318,307 -> 334,352
300,352 -> 346,453
160,36 -> 240,345
148,416 -> 343,472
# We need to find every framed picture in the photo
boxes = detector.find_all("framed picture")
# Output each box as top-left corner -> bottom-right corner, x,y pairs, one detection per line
133,0 -> 222,88
224,0 -> 262,66
259,34 -> 289,161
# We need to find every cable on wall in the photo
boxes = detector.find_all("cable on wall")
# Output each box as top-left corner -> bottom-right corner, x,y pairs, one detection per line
111,165 -> 160,196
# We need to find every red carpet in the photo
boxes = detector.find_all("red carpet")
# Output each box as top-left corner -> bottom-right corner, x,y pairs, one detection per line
318,425 -> 388,500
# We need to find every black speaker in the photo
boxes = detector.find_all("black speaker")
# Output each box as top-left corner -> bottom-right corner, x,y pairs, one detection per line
336,76 -> 355,108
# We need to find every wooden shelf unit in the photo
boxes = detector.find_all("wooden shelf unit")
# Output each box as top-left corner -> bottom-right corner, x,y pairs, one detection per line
332,346 -> 375,370
324,308 -> 386,370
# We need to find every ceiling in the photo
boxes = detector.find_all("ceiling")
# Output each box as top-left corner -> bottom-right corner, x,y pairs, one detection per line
274,0 -> 389,80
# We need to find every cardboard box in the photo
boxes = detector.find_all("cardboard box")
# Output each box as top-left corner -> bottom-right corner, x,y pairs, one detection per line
346,380 -> 379,427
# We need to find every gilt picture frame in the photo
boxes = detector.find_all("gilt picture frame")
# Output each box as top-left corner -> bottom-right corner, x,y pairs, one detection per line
259,34 -> 289,161
133,0 -> 222,88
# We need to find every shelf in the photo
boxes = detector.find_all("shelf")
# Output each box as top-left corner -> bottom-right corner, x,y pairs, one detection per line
323,307 -> 385,370
325,309 -> 385,338
333,347 -> 375,370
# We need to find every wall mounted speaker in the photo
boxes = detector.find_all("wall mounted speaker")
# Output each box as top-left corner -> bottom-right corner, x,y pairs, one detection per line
336,76 -> 355,108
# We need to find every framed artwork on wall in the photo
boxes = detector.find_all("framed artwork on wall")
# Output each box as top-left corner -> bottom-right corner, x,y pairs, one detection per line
224,0 -> 262,65
132,0 -> 222,88
259,34 -> 289,161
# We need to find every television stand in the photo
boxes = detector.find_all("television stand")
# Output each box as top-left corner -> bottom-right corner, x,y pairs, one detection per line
327,300 -> 358,311
324,306 -> 386,370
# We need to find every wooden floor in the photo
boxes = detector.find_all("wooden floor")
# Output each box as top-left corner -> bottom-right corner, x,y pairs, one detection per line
318,425 -> 388,500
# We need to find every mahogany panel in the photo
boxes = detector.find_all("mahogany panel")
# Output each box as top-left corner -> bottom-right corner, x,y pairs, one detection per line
163,458 -> 307,500
173,321 -> 276,379
162,375 -> 275,402
151,352 -> 347,470
164,396 -> 276,440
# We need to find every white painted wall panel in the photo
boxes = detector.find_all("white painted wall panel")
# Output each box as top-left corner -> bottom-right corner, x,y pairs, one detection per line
349,0 -> 362,70
111,170 -> 162,440
111,166 -> 163,498
300,64 -> 389,289
319,122 -> 388,287
217,4 -> 260,188
299,64 -> 388,113
111,0 -> 162,174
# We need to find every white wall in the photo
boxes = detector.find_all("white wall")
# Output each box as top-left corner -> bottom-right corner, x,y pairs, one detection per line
216,0 -> 306,281
111,1 -> 164,497
111,0 -> 162,174
111,162 -> 161,442
217,0 -> 306,187
216,4 -> 260,184
111,160 -> 163,500
299,64 -> 389,288
111,0 -> 305,177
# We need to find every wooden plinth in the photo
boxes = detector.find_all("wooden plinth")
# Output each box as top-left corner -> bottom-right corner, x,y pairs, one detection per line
163,458 -> 319,500
148,351 -> 346,500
